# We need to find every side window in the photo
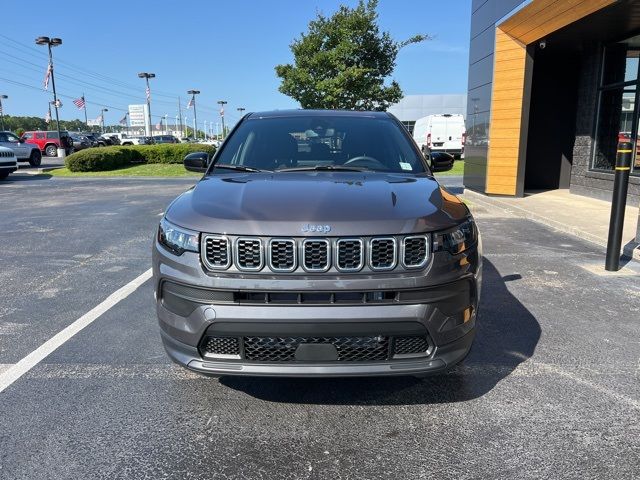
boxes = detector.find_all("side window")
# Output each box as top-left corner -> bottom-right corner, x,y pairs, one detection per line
23,133 -> 33,139
36,132 -> 45,140
6,133 -> 19,143
0,133 -> 7,142
46,132 -> 56,139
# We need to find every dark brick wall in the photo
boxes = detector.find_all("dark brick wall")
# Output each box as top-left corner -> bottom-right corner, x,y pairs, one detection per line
569,43 -> 640,205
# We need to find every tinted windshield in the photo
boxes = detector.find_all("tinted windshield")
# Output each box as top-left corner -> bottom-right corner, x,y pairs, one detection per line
213,114 -> 427,174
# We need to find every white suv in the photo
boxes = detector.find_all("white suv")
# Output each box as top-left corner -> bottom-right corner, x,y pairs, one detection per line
0,146 -> 18,179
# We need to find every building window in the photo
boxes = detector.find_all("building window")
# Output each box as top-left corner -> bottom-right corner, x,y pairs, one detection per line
593,34 -> 640,175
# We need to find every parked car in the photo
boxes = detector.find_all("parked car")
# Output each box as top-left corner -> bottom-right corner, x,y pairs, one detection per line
81,132 -> 108,147
22,130 -> 74,157
153,135 -> 179,144
69,134 -> 91,152
153,109 -> 480,378
413,114 -> 466,159
0,146 -> 18,179
112,133 -> 147,146
0,131 -> 43,166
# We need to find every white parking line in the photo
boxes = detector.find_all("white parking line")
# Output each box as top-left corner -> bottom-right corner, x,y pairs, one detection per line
0,268 -> 152,394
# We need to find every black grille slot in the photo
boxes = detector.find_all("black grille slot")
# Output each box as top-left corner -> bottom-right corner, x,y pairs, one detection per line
394,336 -> 430,356
236,238 -> 263,270
303,240 -> 329,271
204,236 -> 230,269
370,238 -> 396,270
337,239 -> 363,271
201,336 -> 240,356
243,336 -> 389,362
269,239 -> 296,271
403,236 -> 428,268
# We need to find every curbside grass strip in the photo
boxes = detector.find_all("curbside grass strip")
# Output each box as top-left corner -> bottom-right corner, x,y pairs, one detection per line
65,144 -> 215,172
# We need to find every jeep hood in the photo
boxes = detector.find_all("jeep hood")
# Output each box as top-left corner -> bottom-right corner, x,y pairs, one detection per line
165,172 -> 468,236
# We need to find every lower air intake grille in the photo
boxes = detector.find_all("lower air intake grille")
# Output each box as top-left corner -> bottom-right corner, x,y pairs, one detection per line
243,336 -> 389,362
393,336 -> 430,356
201,336 -> 240,356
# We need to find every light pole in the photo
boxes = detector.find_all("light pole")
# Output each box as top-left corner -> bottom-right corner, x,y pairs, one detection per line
138,72 -> 155,140
0,95 -> 7,131
100,108 -> 108,133
187,90 -> 200,140
203,120 -> 207,140
164,114 -> 168,136
237,107 -> 246,116
217,100 -> 227,139
36,36 -> 64,157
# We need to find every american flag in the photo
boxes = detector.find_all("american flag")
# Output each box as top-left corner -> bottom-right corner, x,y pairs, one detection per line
43,63 -> 52,91
155,120 -> 162,130
45,106 -> 51,124
73,97 -> 86,110
119,114 -> 127,126
187,97 -> 194,109
146,86 -> 151,101
219,107 -> 224,116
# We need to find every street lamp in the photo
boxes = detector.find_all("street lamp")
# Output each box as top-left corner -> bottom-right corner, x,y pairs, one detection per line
36,36 -> 64,157
187,90 -> 200,140
237,107 -> 246,116
138,72 -> 155,139
100,108 -> 108,133
0,95 -> 7,131
217,100 -> 227,139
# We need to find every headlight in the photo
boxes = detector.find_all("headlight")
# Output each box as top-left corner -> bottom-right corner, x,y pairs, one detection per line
158,217 -> 199,255
434,218 -> 478,255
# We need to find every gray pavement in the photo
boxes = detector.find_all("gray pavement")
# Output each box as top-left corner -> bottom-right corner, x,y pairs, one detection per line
16,155 -> 65,172
0,174 -> 639,479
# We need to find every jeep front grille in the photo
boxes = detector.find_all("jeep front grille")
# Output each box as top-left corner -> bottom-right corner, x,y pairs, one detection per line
198,334 -> 433,362
403,236 -> 429,268
336,239 -> 363,271
269,239 -> 296,272
303,239 -> 330,272
201,234 -> 431,273
203,235 -> 231,269
235,238 -> 263,271
369,238 -> 396,270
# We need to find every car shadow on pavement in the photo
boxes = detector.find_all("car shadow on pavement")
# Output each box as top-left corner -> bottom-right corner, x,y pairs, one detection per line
220,259 -> 541,405
1,173 -> 52,183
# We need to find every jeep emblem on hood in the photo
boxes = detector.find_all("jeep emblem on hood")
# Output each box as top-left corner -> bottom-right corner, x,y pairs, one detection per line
301,224 -> 331,234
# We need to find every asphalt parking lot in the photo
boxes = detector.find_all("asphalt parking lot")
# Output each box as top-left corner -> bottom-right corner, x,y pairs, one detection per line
1,173 -> 639,479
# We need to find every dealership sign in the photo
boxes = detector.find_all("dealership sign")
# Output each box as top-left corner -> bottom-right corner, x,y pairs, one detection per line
128,104 -> 148,127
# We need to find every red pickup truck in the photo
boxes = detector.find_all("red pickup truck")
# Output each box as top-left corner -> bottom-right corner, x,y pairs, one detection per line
22,130 -> 74,157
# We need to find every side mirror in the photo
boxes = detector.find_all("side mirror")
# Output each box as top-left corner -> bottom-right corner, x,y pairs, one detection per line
184,151 -> 209,172
18,137 -> 26,143
430,153 -> 454,173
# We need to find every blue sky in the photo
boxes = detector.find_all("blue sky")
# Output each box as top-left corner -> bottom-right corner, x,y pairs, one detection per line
0,0 -> 471,128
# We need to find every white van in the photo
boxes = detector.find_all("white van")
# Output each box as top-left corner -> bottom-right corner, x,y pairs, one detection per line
412,114 -> 466,159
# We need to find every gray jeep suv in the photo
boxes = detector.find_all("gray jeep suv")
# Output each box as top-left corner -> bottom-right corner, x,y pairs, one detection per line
152,110 -> 481,377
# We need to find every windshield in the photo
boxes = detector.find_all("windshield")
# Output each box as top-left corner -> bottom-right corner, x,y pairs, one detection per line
211,114 -> 427,174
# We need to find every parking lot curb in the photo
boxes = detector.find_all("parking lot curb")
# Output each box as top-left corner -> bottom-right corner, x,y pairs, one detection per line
20,166 -> 64,175
462,189 -> 640,263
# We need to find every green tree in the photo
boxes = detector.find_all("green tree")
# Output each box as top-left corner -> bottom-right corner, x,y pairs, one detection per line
275,0 -> 429,111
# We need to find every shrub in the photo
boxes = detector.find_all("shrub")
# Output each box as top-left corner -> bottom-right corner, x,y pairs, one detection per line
65,147 -> 143,172
65,143 -> 215,172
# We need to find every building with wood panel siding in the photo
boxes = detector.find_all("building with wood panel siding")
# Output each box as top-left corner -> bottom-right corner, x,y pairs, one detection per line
465,0 -> 640,204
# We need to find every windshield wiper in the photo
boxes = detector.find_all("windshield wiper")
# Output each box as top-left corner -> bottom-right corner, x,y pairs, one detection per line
211,164 -> 271,173
277,165 -> 371,172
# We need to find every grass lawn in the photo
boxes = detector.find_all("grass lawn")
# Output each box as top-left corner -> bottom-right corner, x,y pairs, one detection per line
49,160 -> 465,178
49,163 -> 200,177
434,160 -> 464,176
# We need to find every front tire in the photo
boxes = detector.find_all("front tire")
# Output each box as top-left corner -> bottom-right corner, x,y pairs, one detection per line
29,150 -> 42,167
44,145 -> 57,157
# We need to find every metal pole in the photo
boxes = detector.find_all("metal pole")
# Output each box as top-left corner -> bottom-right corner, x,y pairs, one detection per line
605,141 -> 633,271
192,95 -> 198,141
83,92 -> 88,127
177,97 -> 183,139
48,43 -> 63,156
0,97 -> 4,131
146,77 -> 152,140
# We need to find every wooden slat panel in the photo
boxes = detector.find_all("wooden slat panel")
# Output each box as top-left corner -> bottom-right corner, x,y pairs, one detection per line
491,99 -> 526,110
486,184 -> 517,195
